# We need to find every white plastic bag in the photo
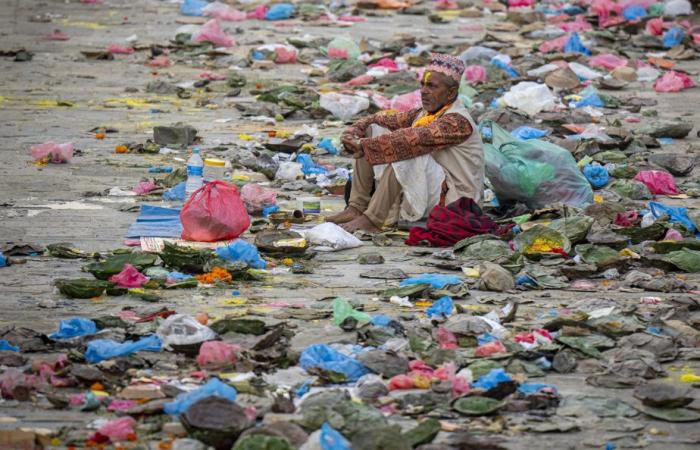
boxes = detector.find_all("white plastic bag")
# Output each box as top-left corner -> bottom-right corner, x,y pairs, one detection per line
502,82 -> 556,116
156,314 -> 217,347
319,93 -> 370,121
275,161 -> 303,181
299,223 -> 362,251
664,0 -> 692,16
568,62 -> 603,80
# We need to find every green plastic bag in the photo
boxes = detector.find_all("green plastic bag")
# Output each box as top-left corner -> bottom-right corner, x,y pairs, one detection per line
333,298 -> 371,326
479,120 -> 593,209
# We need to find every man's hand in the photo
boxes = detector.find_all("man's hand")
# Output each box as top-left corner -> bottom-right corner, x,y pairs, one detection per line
341,135 -> 364,159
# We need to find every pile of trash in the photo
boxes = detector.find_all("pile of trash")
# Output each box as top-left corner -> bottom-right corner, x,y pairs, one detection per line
3,0 -> 700,448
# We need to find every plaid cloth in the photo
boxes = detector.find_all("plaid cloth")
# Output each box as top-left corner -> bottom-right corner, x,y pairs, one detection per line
406,197 -> 510,247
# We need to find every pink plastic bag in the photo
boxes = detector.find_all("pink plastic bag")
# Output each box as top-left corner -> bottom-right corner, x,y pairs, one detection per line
437,327 -> 458,349
192,19 -> 235,48
559,15 -> 593,32
203,2 -> 247,21
149,55 -> 170,67
589,54 -> 628,71
30,141 -> 73,164
591,0 -> 622,23
133,180 -> 156,195
180,181 -> 250,242
436,0 -> 459,10
664,228 -> 684,241
274,46 -> 297,64
634,170 -> 679,195
109,264 -> 149,288
196,341 -> 239,369
346,74 -> 374,86
328,47 -> 349,59
464,64 -> 487,83
646,17 -> 666,36
47,30 -> 70,41
241,183 -> 277,213
653,71 -> 695,92
508,0 -> 535,7
108,399 -> 138,411
474,340 -> 507,357
95,417 -> 136,442
107,44 -> 134,54
368,58 -> 399,71
199,71 -> 227,80
539,35 -> 568,53
389,90 -> 422,112
247,5 -> 268,20
388,374 -> 414,390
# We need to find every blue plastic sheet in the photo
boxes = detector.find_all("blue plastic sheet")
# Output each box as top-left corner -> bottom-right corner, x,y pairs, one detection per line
163,182 -> 186,201
297,154 -> 328,175
583,164 -> 609,188
164,378 -> 238,415
400,273 -> 462,289
518,382 -> 558,395
490,58 -> 518,78
49,318 -> 97,340
318,138 -> 339,155
426,296 -> 454,319
126,205 -> 182,239
649,202 -> 697,233
511,126 -> 549,140
472,368 -> 512,390
564,32 -> 591,56
321,423 -> 351,450
85,335 -> 162,363
216,239 -> 267,269
266,3 -> 295,20
622,5 -> 646,20
181,0 -> 208,16
0,339 -> 19,352
663,27 -> 685,49
299,344 -> 369,382
148,166 -> 173,174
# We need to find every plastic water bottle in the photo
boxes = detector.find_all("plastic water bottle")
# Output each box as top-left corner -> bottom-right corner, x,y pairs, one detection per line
185,147 -> 203,198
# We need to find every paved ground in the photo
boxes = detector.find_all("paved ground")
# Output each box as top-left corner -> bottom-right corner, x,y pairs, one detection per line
1,1 -> 700,449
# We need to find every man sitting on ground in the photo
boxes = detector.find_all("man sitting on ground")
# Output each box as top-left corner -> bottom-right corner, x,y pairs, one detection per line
327,53 -> 485,232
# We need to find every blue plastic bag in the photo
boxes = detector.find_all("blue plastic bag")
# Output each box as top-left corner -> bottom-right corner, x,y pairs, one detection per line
477,333 -> 498,345
0,339 -> 19,352
490,58 -> 518,78
318,138 -> 339,155
573,92 -> 604,108
296,154 -> 328,175
265,3 -> 294,20
622,5 -> 646,20
321,423 -> 351,450
583,164 -> 609,188
400,273 -> 462,289
181,0 -> 208,16
49,318 -> 97,340
649,201 -> 697,233
163,182 -> 186,201
563,32 -> 591,56
299,344 -> 369,382
426,296 -> 453,319
85,335 -> 162,363
295,379 -> 313,398
663,27 -> 685,49
216,239 -> 267,269
511,126 -> 549,141
472,368 -> 512,390
262,205 -> 280,217
518,382 -> 558,395
164,378 -> 238,415
371,315 -> 392,327
0,252 -> 6,268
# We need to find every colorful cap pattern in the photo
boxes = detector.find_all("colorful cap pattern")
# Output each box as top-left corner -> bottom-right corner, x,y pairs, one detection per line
426,53 -> 465,83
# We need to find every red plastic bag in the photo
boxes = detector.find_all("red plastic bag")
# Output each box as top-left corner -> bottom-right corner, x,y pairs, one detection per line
653,71 -> 695,92
192,19 -> 235,48
30,141 -> 73,164
180,181 -> 250,242
109,264 -> 149,288
646,17 -> 666,36
634,170 -> 679,195
196,341 -> 239,369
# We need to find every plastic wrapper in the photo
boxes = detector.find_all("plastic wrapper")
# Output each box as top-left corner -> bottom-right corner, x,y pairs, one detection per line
583,164 -> 610,188
480,120 -> 593,209
426,296 -> 454,319
634,170 -> 679,195
196,341 -> 240,369
501,82 -> 555,116
299,344 -> 369,382
203,1 -> 247,21
30,141 -> 73,163
653,71 -> 695,93
265,3 -> 294,20
180,181 -> 250,242
109,263 -> 149,288
85,335 -> 162,363
94,417 -> 136,442
400,273 -> 462,289
192,19 -> 235,48
215,240 -> 267,269
319,93 -> 370,121
164,378 -> 238,415
49,318 -> 97,340
157,314 -> 217,347
300,223 -> 362,252
321,423 -> 351,450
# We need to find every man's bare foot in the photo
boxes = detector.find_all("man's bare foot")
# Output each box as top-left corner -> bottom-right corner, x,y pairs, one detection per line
326,206 -> 362,224
341,214 -> 380,233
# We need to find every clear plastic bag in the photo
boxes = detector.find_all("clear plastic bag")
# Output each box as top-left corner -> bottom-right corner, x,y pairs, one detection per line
501,82 -> 555,116
192,19 -> 235,48
157,314 -> 217,347
49,318 -> 97,340
30,141 -> 73,163
180,181 -> 250,242
319,93 -> 370,121
480,120 -> 594,209
275,161 -> 303,181
215,239 -> 267,269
